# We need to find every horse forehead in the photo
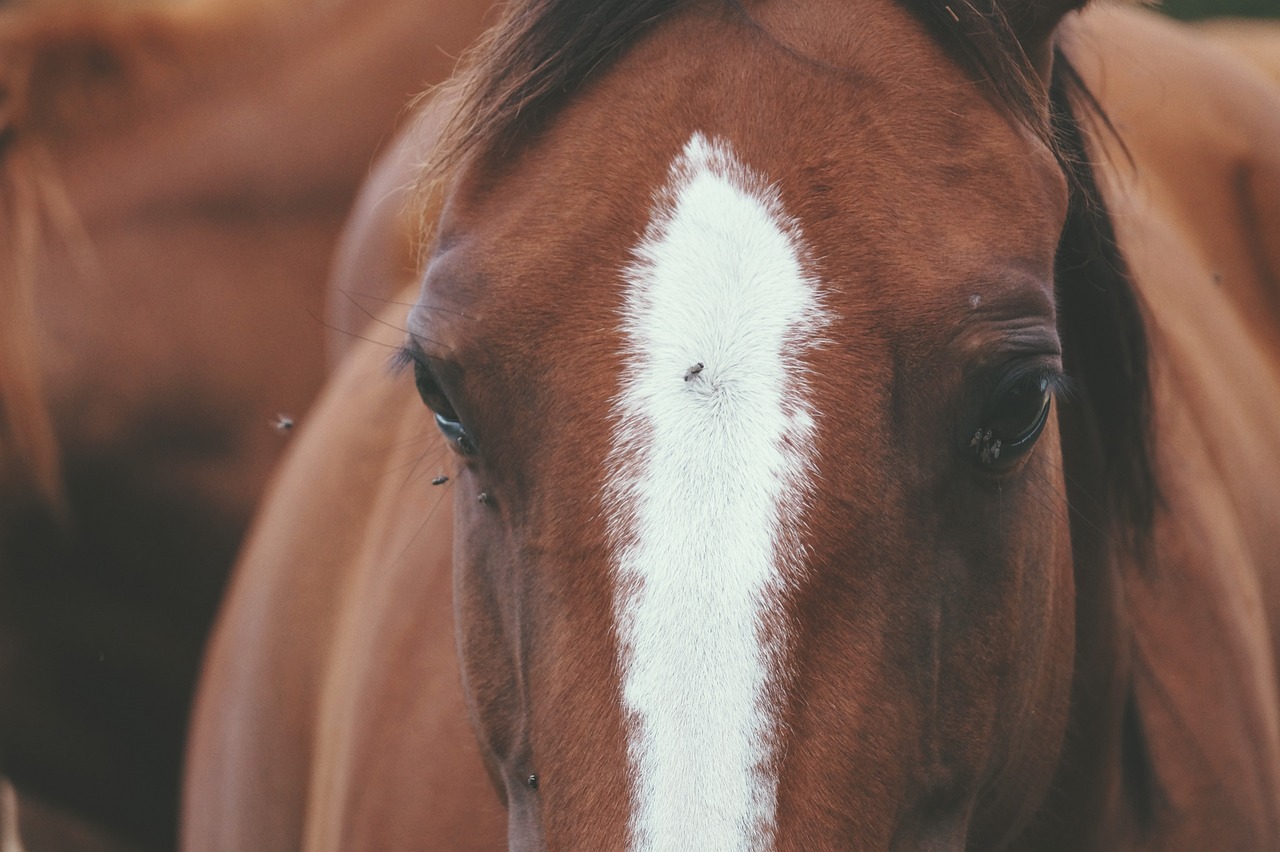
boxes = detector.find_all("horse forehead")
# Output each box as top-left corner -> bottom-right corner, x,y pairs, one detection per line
445,21 -> 1055,286
427,0 -> 1064,371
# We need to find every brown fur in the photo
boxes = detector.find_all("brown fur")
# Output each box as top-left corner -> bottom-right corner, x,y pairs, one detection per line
185,1 -> 1280,849
0,0 -> 496,846
1197,18 -> 1280,87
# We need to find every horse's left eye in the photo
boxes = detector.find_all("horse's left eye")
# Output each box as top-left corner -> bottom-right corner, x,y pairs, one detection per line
970,371 -> 1053,467
412,361 -> 476,455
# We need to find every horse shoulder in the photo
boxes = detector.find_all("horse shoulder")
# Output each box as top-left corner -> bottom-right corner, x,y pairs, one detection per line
181,334 -> 403,851
183,317 -> 504,851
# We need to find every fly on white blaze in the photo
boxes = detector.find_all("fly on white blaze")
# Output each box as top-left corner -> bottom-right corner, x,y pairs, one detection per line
605,133 -> 829,851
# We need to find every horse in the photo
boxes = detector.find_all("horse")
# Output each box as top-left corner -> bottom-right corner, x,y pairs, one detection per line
183,0 -> 1280,848
0,0 -> 494,846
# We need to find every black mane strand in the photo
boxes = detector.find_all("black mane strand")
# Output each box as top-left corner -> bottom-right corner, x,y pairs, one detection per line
1050,52 -> 1158,546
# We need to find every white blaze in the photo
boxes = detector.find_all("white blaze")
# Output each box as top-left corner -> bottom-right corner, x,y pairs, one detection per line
606,133 -> 829,851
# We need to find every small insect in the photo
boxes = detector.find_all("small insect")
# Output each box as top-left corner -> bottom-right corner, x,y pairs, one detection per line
684,362 -> 705,382
527,774 -> 539,791
477,492 -> 493,506
273,414 -> 294,432
431,475 -> 450,486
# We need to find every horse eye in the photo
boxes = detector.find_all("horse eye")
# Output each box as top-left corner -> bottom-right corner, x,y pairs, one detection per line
969,372 -> 1053,467
413,361 -> 476,455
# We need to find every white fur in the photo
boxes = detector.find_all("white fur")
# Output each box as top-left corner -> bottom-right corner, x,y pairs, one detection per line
605,133 -> 829,851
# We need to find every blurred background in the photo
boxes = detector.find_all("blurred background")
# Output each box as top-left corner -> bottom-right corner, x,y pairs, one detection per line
1162,0 -> 1277,19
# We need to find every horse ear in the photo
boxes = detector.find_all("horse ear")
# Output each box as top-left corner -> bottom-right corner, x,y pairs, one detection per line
999,0 -> 1088,79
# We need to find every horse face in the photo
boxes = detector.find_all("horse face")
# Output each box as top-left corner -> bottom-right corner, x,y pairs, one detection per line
406,2 -> 1074,847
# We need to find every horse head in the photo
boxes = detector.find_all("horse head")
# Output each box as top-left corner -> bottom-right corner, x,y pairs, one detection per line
402,0 -> 1138,846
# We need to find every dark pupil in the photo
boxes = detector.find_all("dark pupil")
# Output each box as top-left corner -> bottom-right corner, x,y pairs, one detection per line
990,376 -> 1050,445
413,361 -> 474,453
413,362 -> 457,421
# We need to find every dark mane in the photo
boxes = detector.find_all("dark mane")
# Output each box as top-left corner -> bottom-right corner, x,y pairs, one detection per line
1049,53 -> 1157,544
425,0 -> 1156,542
422,0 -> 684,183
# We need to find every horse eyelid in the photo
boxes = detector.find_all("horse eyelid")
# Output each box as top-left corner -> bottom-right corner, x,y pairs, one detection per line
392,344 -> 466,421
990,361 -> 1070,403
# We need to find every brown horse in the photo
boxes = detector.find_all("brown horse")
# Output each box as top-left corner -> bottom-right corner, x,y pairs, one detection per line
184,0 -> 1280,848
0,0 -> 494,847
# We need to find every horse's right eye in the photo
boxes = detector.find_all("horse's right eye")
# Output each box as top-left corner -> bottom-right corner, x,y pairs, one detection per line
412,360 -> 454,418
412,360 -> 476,456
